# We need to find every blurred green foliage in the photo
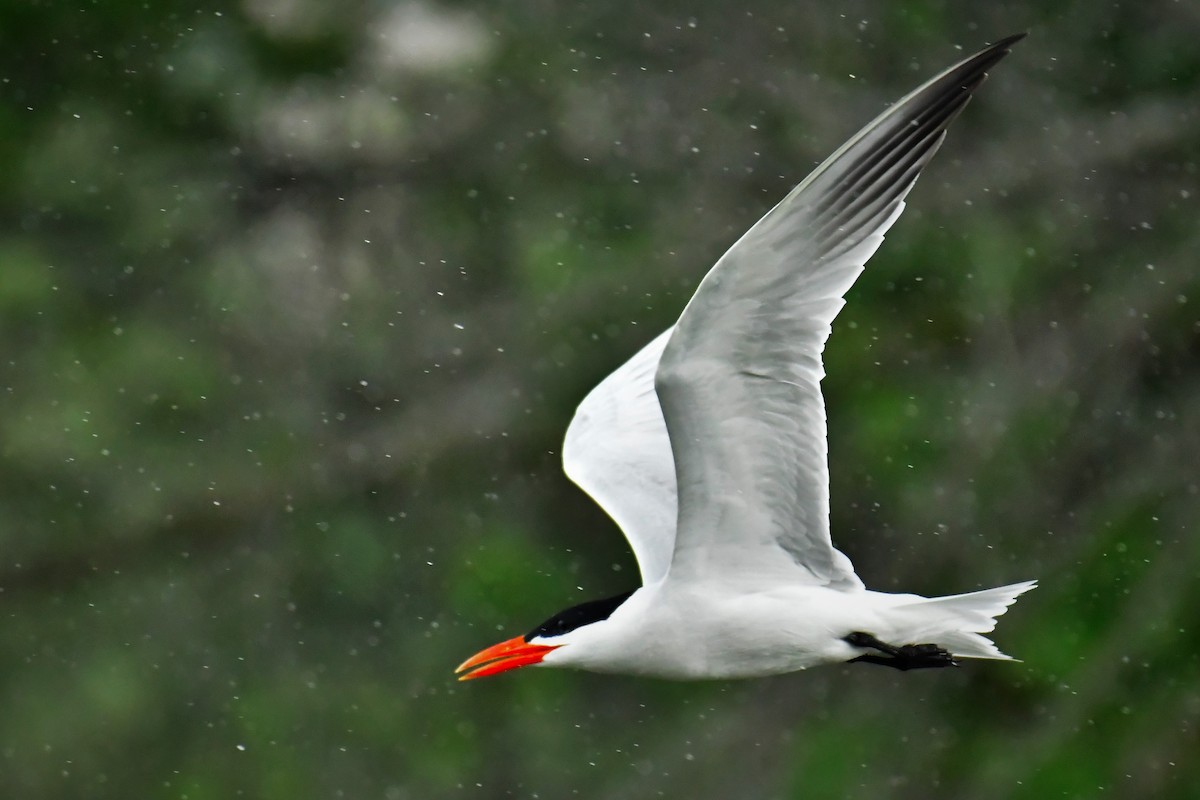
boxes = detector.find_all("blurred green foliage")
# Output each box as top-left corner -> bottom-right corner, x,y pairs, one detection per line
1,1 -> 1198,798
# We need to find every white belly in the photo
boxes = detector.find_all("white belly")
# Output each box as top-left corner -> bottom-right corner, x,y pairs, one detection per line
542,582 -> 888,680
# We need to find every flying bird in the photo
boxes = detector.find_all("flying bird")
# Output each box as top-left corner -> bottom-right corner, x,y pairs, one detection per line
457,35 -> 1035,682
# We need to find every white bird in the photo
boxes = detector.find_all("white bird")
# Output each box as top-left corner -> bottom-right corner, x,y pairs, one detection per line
457,34 -> 1035,682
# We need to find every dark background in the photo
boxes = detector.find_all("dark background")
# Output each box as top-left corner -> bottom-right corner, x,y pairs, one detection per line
2,1 -> 1198,798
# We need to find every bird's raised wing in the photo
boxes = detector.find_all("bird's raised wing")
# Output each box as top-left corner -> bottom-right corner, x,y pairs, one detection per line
656,36 -> 1023,587
562,329 -> 677,585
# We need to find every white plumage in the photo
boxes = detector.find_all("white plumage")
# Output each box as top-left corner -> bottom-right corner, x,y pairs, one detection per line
457,35 -> 1035,683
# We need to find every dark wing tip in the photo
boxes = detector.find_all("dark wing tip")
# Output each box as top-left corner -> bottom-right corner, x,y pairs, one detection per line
952,32 -> 1026,83
993,32 -> 1029,49
956,33 -> 1025,83
974,33 -> 1026,65
802,35 -> 1024,251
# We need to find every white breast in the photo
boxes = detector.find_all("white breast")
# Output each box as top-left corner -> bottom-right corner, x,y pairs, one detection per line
540,581 -> 880,680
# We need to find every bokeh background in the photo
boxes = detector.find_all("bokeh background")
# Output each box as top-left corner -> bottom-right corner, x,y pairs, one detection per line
3,1 -> 1199,798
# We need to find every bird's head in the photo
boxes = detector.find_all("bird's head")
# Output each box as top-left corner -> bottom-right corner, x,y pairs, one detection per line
455,590 -> 634,680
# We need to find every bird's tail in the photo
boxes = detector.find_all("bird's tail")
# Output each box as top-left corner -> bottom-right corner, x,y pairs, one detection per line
886,580 -> 1037,660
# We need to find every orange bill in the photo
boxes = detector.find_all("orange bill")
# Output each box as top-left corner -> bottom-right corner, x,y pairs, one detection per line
455,636 -> 560,681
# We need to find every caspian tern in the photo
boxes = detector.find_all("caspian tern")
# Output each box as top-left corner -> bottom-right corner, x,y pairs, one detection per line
457,34 -> 1035,682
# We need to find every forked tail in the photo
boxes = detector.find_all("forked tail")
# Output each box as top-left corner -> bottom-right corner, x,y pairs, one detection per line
889,580 -> 1037,660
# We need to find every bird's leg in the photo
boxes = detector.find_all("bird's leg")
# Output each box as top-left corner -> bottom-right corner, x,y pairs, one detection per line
843,631 -> 958,671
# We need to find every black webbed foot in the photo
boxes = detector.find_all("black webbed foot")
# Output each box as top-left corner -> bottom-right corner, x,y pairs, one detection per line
844,631 -> 958,671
